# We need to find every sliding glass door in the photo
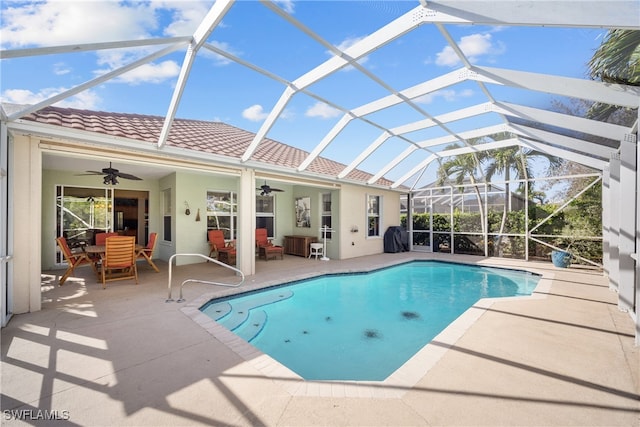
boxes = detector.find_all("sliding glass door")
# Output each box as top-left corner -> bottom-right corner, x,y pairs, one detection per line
56,186 -> 113,264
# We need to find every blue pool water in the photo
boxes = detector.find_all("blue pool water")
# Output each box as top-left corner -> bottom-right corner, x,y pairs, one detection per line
200,261 -> 539,381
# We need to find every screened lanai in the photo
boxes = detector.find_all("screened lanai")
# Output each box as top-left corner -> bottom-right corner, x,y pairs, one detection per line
1,1 -> 639,342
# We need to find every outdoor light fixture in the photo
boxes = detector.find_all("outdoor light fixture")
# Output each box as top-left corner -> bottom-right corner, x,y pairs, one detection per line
103,175 -> 118,185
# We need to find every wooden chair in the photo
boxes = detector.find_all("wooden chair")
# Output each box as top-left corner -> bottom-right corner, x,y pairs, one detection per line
255,228 -> 273,249
136,232 -> 159,272
95,232 -> 118,245
100,236 -> 138,289
256,228 -> 283,261
56,236 -> 96,286
208,229 -> 234,260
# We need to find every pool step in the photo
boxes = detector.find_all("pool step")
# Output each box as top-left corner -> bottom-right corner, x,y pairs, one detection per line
233,309 -> 267,342
200,301 -> 232,320
207,289 -> 293,332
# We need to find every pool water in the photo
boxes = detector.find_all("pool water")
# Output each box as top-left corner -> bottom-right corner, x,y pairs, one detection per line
200,261 -> 539,381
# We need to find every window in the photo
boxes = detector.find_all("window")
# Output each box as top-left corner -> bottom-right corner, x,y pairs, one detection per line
256,195 -> 275,237
321,193 -> 332,239
206,191 -> 236,240
367,194 -> 381,237
162,188 -> 172,242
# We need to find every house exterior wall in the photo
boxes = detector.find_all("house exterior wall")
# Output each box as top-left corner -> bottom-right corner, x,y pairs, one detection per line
338,184 -> 402,259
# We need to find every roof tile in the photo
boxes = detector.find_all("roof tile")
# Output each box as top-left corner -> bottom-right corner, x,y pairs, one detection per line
22,106 -> 394,187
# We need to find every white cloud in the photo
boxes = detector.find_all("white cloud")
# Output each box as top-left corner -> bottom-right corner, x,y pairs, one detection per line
242,104 -> 269,121
435,33 -> 505,67
275,1 -> 295,14
1,87 -> 101,110
305,102 -> 340,119
0,1 -> 157,48
115,60 -> 181,85
0,1 -> 214,86
414,89 -> 474,104
159,1 -> 213,36
331,36 -> 369,69
200,40 -> 237,66
53,62 -> 71,76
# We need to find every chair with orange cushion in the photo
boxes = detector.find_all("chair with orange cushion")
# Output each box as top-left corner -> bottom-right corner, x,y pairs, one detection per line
208,229 -> 234,260
95,232 -> 119,245
255,228 -> 273,250
255,228 -> 283,260
136,232 -> 160,272
56,236 -> 96,286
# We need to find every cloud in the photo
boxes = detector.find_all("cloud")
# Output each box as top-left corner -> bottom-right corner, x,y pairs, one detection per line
305,102 -> 341,119
1,1 -> 212,86
53,62 -> 71,76
242,104 -> 269,121
116,60 -> 181,85
275,1 -> 295,14
435,33 -> 505,67
414,89 -> 474,104
1,87 -> 101,110
200,40 -> 237,66
0,1 -> 157,48
332,36 -> 369,69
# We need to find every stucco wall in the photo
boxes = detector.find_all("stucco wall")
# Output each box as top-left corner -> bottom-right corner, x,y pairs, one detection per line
338,184 -> 402,259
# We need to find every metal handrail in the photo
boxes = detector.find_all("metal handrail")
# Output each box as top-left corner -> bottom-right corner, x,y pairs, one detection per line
166,253 -> 244,303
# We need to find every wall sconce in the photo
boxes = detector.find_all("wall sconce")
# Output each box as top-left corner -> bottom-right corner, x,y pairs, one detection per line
350,225 -> 359,233
195,208 -> 201,222
184,201 -> 191,216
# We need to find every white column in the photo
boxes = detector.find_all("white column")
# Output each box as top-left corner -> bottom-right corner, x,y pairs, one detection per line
609,153 -> 620,292
618,134 -> 636,314
601,167 -> 611,277
237,168 -> 255,276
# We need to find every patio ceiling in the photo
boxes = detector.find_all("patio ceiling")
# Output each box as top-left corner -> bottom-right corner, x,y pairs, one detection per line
1,1 -> 639,191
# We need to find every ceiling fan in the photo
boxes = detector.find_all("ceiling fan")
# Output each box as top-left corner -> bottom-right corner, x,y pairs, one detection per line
257,181 -> 284,196
78,162 -> 143,185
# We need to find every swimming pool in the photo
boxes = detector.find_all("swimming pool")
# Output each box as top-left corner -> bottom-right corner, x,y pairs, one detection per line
200,260 -> 540,381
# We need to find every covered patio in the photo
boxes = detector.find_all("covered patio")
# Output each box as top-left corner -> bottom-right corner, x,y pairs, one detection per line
1,253 -> 638,425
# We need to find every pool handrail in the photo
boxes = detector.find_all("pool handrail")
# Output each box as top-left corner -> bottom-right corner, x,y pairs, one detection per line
166,253 -> 244,303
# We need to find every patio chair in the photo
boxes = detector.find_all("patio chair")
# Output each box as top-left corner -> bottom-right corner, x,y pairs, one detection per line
136,232 -> 160,272
208,229 -> 235,260
95,232 -> 119,245
56,236 -> 96,286
255,228 -> 273,249
256,228 -> 283,261
100,236 -> 138,289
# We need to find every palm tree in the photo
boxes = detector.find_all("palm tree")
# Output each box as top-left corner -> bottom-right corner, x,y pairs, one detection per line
436,141 -> 487,235
484,143 -> 562,248
587,29 -> 640,121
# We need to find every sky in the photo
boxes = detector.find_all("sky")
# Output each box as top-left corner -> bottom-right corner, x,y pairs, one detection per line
0,0 -> 608,187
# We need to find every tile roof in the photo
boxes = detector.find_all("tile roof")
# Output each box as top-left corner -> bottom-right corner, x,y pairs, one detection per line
19,106 -> 395,187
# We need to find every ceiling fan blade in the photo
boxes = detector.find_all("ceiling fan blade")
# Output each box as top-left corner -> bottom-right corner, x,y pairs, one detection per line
76,171 -> 104,176
270,188 -> 284,192
114,171 -> 143,180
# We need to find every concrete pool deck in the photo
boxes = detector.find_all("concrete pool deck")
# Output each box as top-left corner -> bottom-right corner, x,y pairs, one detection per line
1,252 -> 638,426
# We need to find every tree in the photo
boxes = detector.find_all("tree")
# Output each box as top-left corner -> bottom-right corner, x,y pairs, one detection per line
436,141 -> 487,235
587,29 -> 640,121
483,134 -> 562,248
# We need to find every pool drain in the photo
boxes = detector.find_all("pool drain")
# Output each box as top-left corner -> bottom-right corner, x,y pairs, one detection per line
401,311 -> 420,320
363,329 -> 382,339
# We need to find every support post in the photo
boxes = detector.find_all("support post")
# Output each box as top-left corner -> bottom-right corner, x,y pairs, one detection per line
618,135 -> 636,314
237,169 -> 256,276
609,153 -> 621,292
